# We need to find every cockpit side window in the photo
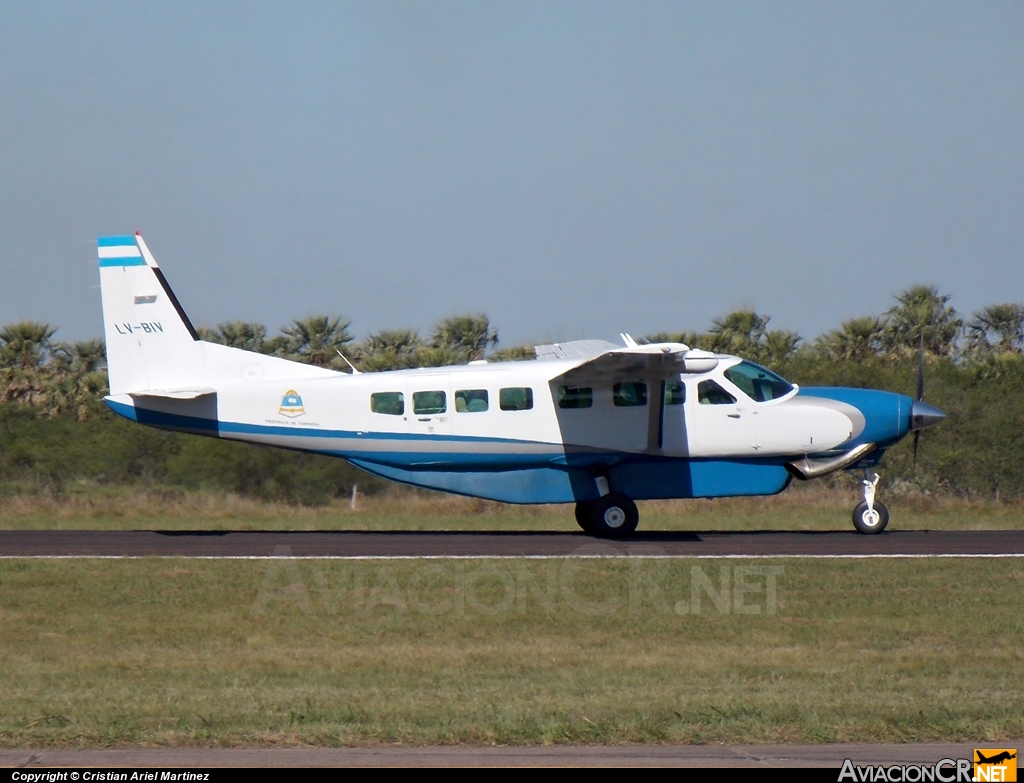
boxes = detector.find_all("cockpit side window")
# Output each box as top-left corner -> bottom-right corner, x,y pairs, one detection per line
698,380 -> 737,405
723,361 -> 794,402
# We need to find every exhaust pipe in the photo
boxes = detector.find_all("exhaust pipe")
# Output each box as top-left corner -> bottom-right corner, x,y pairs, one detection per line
787,442 -> 878,480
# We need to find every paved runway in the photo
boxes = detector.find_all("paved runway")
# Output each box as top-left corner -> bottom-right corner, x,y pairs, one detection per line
0,743 -> 997,767
2,529 -> 1023,557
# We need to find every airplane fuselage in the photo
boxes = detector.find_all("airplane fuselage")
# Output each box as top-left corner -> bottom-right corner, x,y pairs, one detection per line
106,352 -> 913,504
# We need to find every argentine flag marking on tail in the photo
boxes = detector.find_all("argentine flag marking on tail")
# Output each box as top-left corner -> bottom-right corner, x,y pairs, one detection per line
98,235 -> 145,267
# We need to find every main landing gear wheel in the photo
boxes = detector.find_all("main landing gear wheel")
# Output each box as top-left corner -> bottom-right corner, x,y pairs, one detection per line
574,501 -> 595,533
853,500 -> 889,534
583,493 -> 639,538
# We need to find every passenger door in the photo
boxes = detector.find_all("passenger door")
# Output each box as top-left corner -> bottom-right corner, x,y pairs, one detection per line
406,385 -> 452,437
687,378 -> 759,457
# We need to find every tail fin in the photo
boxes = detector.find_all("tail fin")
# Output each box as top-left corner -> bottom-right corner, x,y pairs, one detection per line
98,233 -> 207,395
98,233 -> 337,397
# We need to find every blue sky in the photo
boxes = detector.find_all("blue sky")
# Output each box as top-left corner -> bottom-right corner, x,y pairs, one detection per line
1,1 -> 1022,348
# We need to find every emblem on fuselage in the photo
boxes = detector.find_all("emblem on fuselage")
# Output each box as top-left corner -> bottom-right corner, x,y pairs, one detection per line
279,390 -> 305,418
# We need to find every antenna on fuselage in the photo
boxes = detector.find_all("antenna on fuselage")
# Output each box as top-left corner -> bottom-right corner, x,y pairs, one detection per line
336,349 -> 361,374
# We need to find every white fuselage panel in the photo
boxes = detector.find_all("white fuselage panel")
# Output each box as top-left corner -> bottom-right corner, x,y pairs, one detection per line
116,354 -> 859,463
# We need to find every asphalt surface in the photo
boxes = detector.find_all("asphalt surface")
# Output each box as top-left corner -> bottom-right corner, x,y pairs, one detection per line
0,743 -> 1001,767
2,529 -> 1023,557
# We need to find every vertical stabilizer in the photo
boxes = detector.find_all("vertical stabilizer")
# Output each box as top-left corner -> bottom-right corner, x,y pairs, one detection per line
98,234 -> 203,395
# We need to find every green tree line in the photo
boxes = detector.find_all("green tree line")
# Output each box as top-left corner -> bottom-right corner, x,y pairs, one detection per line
2,288 -> 1023,503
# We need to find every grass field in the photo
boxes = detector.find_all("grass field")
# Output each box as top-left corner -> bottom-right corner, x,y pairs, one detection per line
2,482 -> 1021,747
1,480 -> 1022,532
1,557 -> 1022,747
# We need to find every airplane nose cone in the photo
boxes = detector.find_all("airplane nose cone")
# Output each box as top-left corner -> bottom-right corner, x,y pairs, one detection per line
911,400 -> 946,431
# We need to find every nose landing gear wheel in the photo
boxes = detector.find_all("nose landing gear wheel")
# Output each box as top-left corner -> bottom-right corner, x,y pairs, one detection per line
853,500 -> 889,534
584,493 -> 639,538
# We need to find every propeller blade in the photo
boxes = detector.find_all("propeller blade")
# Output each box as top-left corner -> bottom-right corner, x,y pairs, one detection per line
916,334 -> 925,401
912,430 -> 920,474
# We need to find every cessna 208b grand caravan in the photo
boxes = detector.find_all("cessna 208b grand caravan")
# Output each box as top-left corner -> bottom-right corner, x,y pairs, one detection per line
97,233 -> 945,537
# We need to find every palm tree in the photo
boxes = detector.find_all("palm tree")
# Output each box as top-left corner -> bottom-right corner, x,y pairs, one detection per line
280,316 -> 353,367
431,314 -> 498,362
965,303 -> 1024,357
882,285 -> 961,359
417,344 -> 472,368
816,316 -> 885,362
199,321 -> 269,353
0,321 -> 56,369
489,345 -> 536,362
0,321 -> 57,405
61,338 -> 106,374
762,329 -> 802,367
641,331 -> 701,348
357,329 -> 426,371
49,339 -> 108,419
705,311 -> 770,357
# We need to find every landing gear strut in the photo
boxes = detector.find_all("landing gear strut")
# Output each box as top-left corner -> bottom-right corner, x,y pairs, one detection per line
852,472 -> 889,534
575,493 -> 639,538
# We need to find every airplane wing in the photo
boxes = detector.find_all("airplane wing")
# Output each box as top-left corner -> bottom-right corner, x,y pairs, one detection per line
549,344 -> 719,386
535,339 -> 621,361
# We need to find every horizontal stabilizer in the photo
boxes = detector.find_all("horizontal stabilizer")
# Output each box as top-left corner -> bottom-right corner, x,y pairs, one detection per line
127,388 -> 217,400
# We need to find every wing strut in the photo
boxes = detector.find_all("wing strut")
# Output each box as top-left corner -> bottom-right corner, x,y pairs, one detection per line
646,379 -> 666,453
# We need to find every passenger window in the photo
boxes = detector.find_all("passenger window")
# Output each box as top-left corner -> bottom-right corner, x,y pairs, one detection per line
413,390 -> 446,415
665,381 -> 685,405
370,391 -> 404,415
698,380 -> 736,405
613,382 -> 647,407
455,389 -> 489,413
557,386 -> 593,409
500,387 -> 534,411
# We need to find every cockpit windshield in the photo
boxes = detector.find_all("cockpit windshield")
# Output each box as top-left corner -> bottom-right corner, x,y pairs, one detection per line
723,361 -> 794,402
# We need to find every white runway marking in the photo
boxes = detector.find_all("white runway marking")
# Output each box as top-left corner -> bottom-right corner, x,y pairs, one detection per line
3,553 -> 1024,560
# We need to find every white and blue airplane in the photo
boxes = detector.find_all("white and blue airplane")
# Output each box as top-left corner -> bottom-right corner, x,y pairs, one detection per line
97,233 -> 945,537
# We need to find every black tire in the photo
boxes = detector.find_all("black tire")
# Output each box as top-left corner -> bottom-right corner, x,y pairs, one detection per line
588,493 -> 640,538
852,500 -> 889,534
574,502 -> 595,534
